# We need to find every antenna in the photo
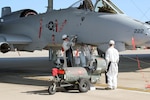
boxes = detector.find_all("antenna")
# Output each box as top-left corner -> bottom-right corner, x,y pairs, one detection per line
47,0 -> 53,12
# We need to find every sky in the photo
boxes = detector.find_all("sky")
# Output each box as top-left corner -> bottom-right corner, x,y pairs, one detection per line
0,0 -> 150,22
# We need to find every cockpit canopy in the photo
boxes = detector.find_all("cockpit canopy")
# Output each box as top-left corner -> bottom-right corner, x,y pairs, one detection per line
70,0 -> 124,14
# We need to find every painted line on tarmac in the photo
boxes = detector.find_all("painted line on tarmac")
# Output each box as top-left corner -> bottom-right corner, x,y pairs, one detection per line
96,84 -> 150,93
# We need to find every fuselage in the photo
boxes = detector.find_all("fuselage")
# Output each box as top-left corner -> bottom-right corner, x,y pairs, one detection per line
0,0 -> 150,52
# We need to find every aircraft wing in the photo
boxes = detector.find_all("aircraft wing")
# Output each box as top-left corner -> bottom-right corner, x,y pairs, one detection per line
0,34 -> 32,44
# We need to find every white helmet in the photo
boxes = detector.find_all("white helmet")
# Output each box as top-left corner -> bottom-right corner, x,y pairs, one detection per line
62,34 -> 68,40
109,40 -> 115,44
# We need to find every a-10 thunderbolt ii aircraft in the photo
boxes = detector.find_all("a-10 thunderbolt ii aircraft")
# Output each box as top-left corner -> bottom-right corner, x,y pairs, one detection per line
0,0 -> 150,55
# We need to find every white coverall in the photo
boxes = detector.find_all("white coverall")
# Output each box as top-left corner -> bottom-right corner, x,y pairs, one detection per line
105,46 -> 119,89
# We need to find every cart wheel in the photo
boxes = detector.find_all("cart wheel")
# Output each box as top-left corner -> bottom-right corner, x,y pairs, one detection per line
48,82 -> 56,95
78,78 -> 90,93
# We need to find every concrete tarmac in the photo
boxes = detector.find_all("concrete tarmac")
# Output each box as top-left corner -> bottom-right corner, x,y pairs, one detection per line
0,50 -> 150,100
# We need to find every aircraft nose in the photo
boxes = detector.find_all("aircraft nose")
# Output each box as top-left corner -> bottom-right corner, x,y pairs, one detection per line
133,23 -> 150,45
145,28 -> 150,36
144,24 -> 150,36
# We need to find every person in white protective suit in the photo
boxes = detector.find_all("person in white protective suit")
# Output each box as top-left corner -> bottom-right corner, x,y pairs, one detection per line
105,40 -> 119,90
62,34 -> 77,67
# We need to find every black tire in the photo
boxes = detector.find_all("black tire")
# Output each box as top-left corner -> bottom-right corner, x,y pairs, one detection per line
78,79 -> 90,93
48,82 -> 56,95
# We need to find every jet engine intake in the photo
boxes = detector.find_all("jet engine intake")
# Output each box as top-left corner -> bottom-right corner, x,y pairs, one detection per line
0,42 -> 11,53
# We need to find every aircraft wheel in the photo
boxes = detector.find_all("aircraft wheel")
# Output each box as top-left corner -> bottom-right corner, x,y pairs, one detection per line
48,82 -> 56,95
78,78 -> 90,93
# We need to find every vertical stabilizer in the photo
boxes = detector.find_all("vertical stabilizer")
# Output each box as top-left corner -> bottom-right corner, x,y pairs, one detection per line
47,0 -> 53,12
1,7 -> 11,17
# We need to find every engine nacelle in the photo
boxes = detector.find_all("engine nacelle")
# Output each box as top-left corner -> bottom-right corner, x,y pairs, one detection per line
1,7 -> 37,21
0,42 -> 11,53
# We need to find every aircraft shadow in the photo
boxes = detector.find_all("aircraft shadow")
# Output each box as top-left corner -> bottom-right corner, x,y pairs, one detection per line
0,55 -> 150,89
119,54 -> 150,72
0,57 -> 53,87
